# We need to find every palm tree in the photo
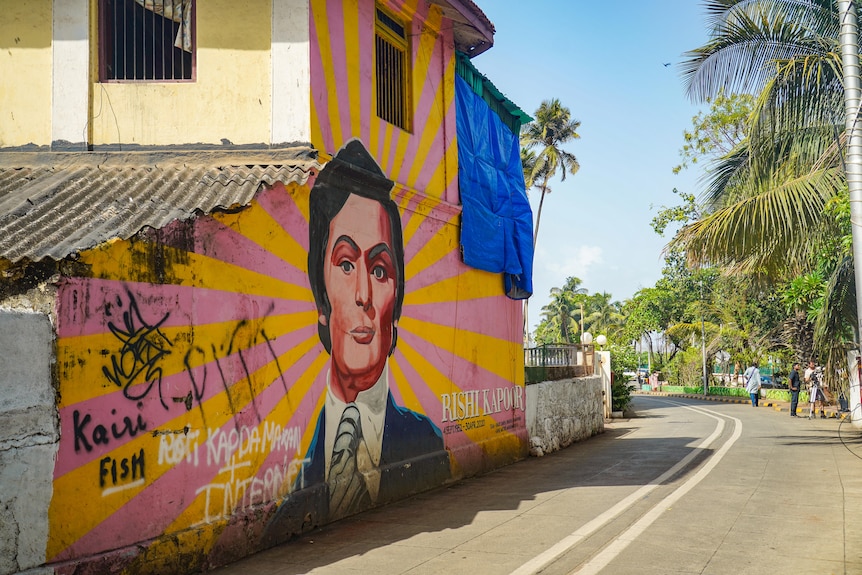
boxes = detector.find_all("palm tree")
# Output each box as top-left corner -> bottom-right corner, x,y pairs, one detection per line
520,99 -> 581,248
520,105 -> 580,347
673,0 -> 845,276
674,0 -> 860,391
539,288 -> 579,343
536,277 -> 588,343
583,292 -> 625,339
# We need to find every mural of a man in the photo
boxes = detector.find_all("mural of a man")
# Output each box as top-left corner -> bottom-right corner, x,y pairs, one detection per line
303,139 -> 449,520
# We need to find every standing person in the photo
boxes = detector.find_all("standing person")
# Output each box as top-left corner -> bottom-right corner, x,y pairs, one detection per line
744,361 -> 761,407
788,362 -> 801,417
804,360 -> 827,419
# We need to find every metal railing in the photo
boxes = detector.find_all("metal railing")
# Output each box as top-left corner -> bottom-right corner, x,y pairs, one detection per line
524,343 -> 596,383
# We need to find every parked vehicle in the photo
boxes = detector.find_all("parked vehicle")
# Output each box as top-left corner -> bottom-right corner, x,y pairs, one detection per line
759,375 -> 787,389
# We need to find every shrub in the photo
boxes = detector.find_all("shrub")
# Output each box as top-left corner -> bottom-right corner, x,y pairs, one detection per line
611,379 -> 632,412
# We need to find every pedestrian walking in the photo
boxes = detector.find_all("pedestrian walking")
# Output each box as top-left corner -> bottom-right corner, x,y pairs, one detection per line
788,362 -> 801,417
744,361 -> 761,407
804,360 -> 827,419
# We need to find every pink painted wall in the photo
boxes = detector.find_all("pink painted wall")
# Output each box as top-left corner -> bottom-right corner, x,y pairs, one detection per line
40,1 -> 527,572
47,170 -> 526,571
310,0 -> 459,203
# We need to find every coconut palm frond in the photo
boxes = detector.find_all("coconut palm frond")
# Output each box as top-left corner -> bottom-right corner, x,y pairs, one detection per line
683,0 -> 838,102
670,167 -> 845,275
814,255 -> 857,388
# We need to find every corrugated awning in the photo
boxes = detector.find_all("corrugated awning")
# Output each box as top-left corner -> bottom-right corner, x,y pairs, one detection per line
0,148 -> 320,263
428,0 -> 495,57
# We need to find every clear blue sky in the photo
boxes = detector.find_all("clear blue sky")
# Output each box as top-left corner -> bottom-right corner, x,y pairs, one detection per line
471,1 -> 711,334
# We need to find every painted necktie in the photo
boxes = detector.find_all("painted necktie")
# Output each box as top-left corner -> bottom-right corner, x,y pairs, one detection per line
328,404 -> 371,518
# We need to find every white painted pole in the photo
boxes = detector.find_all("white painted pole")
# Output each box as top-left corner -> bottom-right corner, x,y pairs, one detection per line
838,0 -> 862,427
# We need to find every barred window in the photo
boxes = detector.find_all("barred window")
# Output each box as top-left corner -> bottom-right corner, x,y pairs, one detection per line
100,0 -> 195,81
375,8 -> 411,131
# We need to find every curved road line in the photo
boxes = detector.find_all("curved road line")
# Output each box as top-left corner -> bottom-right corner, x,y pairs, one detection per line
571,402 -> 743,575
509,399 -> 740,575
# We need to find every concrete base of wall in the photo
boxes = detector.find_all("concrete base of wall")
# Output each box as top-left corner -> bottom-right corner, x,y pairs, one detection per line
525,376 -> 604,457
0,310 -> 57,575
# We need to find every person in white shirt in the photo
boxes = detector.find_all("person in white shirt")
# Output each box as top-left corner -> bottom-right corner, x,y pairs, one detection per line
744,361 -> 761,407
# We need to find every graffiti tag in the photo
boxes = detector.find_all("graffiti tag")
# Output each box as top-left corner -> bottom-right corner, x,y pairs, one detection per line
194,455 -> 308,525
102,290 -> 173,408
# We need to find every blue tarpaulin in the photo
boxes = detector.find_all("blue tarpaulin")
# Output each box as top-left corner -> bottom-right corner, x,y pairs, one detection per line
455,75 -> 533,299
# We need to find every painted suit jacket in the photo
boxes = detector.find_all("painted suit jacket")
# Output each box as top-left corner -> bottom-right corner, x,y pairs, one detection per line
264,392 -> 450,543
302,391 -> 450,506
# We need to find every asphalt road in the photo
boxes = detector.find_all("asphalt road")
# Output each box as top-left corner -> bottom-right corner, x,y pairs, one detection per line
205,395 -> 862,575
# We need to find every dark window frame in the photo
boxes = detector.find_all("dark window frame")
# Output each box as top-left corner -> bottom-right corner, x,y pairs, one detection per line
375,7 -> 412,131
99,0 -> 196,83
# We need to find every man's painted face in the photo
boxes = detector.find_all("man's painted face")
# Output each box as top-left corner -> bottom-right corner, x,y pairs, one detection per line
321,194 -> 397,398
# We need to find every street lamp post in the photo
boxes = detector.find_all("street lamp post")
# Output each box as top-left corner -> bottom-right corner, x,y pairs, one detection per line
701,280 -> 708,397
838,0 -> 862,427
582,331 -> 593,374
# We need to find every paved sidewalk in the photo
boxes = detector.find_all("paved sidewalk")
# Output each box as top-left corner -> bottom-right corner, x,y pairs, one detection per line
641,391 -> 854,420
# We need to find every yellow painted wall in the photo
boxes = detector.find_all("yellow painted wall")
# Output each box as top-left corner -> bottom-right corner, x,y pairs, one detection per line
0,0 -> 52,147
89,0 -> 274,146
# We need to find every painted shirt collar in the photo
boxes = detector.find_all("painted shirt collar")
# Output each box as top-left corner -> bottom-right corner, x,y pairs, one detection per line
323,362 -> 388,480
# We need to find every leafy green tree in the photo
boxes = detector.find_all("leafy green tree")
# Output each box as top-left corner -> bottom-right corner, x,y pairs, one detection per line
673,90 -> 754,175
673,0 -> 856,386
652,188 -> 701,238
620,287 -> 674,370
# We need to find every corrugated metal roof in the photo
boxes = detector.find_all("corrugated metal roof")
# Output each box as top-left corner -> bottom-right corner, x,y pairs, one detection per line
455,51 -> 532,134
429,0 -> 495,57
0,148 -> 321,263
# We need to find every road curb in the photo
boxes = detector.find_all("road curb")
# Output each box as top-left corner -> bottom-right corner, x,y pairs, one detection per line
633,391 -> 853,421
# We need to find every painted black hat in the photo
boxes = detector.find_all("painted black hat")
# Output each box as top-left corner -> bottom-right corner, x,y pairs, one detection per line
312,139 -> 394,200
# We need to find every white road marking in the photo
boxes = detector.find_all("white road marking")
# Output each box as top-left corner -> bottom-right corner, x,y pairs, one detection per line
571,403 -> 742,575
508,399 -> 740,575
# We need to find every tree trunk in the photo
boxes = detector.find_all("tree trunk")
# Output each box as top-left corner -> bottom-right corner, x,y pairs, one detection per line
525,182 -> 550,348
533,184 -> 548,248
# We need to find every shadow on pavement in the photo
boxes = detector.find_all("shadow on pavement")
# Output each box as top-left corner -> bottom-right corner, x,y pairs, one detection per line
217,425 -> 713,574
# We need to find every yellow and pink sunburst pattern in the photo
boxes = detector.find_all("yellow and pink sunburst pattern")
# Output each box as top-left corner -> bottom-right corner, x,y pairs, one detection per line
43,0 -> 525,570
310,0 -> 459,202
47,169 -> 526,570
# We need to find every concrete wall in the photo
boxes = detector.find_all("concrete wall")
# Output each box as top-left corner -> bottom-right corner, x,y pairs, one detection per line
1,0 -> 312,149
526,376 -> 605,457
0,307 -> 57,575
90,0 -> 296,147
52,0 -> 89,149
